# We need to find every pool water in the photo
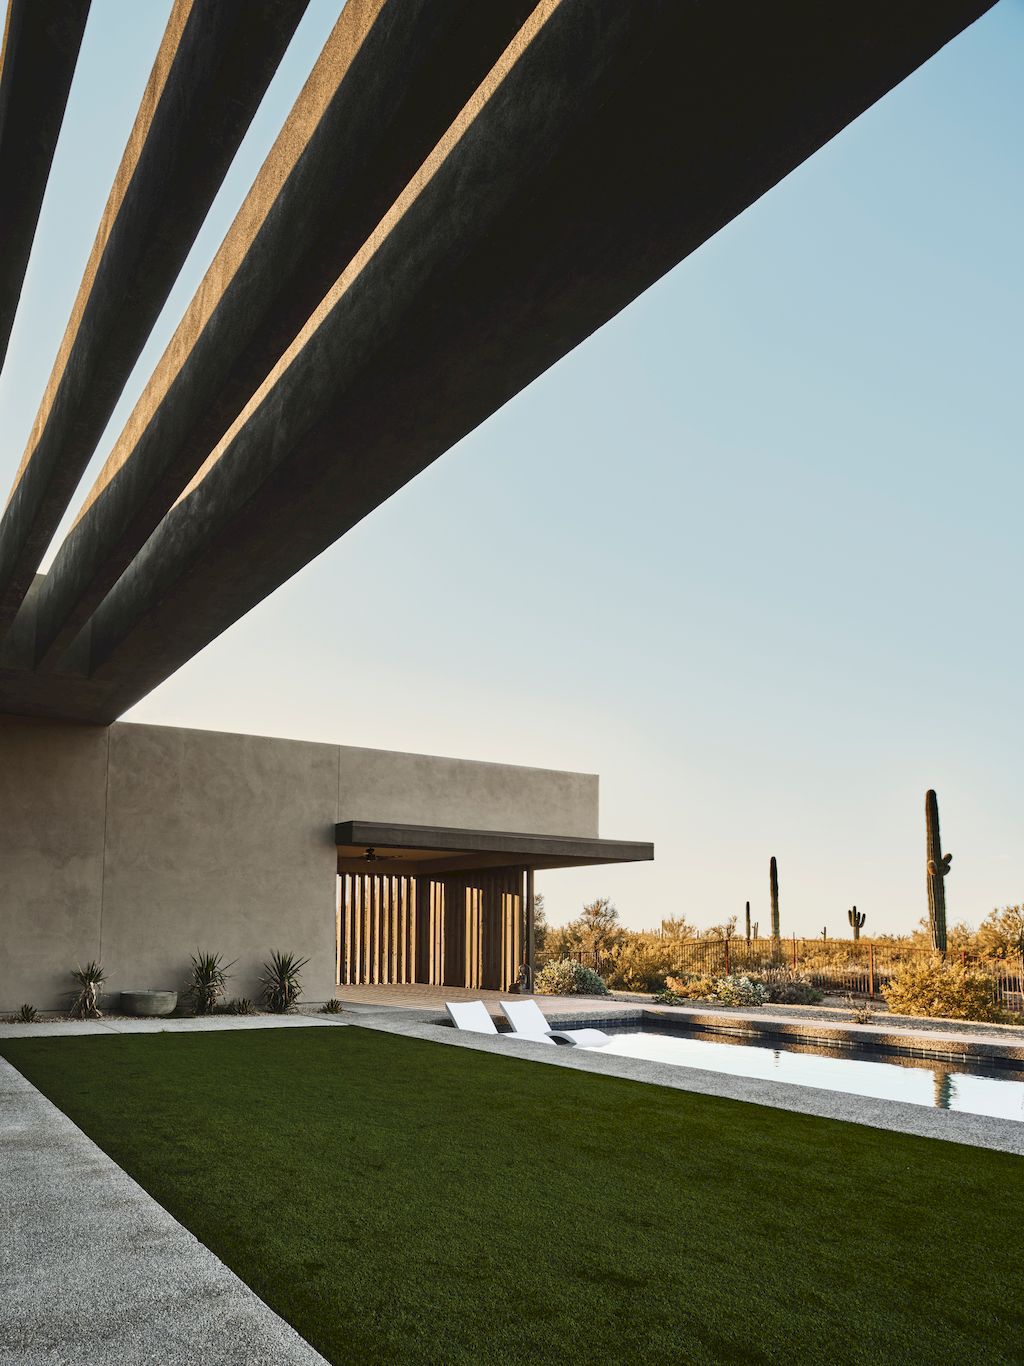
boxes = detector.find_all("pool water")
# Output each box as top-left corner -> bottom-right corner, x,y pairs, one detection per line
598,1028 -> 1024,1121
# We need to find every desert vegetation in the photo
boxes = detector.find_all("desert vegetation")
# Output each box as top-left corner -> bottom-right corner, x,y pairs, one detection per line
536,896 -> 1024,1021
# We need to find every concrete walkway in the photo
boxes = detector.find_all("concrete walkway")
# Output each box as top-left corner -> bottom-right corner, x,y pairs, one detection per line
0,1057 -> 328,1366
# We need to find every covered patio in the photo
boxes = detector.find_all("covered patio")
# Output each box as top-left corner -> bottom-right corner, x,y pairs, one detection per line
335,820 -> 653,993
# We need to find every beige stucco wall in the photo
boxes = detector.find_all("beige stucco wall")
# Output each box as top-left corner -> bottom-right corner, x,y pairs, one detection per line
0,717 -> 598,1011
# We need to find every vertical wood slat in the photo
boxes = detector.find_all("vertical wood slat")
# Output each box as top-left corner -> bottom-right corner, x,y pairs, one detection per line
390,876 -> 398,984
435,880 -> 444,985
373,876 -> 381,986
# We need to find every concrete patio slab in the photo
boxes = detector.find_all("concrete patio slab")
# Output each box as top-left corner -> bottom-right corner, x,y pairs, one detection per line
0,1058 -> 328,1366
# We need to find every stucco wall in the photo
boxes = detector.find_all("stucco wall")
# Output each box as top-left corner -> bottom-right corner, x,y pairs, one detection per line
0,717 -> 599,1011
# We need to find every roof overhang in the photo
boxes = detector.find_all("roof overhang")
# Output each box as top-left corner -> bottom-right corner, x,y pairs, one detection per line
335,820 -> 654,875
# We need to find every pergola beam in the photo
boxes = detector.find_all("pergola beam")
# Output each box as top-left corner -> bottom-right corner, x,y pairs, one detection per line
28,0 -> 535,670
0,0 -> 309,640
0,0 -> 90,377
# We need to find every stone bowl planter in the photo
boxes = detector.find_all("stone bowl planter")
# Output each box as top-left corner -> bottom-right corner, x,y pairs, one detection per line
121,989 -> 178,1018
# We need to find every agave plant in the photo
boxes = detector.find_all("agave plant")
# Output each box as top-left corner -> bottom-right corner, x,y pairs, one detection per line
186,950 -> 235,1016
218,997 -> 257,1016
70,961 -> 105,1020
319,998 -> 344,1015
261,950 -> 310,1013
12,1003 -> 38,1023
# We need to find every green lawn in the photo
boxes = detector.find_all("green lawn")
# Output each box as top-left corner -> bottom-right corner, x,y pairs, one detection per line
2,1028 -> 1020,1365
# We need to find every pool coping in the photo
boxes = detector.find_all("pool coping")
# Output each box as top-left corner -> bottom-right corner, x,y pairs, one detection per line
340,1005 -> 1024,1156
556,1005 -> 1024,1064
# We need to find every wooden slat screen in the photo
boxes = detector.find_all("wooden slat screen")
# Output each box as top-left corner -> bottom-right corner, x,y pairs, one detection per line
338,867 -> 524,990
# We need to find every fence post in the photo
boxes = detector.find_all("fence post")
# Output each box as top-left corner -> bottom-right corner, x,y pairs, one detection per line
868,942 -> 875,998
724,937 -> 730,976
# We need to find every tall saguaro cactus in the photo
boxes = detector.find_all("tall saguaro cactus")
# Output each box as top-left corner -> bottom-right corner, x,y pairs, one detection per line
745,901 -> 751,943
769,857 -> 781,947
848,906 -> 866,940
925,789 -> 952,952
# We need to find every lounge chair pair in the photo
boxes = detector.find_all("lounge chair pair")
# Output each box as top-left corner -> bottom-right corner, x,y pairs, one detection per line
445,998 -> 610,1048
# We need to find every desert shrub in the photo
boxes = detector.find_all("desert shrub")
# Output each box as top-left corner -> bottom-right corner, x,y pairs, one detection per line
534,959 -> 609,997
261,951 -> 310,1013
755,967 -> 823,1006
713,974 -> 769,1008
881,958 -> 1008,1023
661,973 -> 768,1007
664,974 -> 718,1001
319,999 -> 344,1014
975,905 -> 1024,961
69,961 -> 105,1020
603,939 -> 680,992
186,950 -> 235,1015
845,994 -> 879,1025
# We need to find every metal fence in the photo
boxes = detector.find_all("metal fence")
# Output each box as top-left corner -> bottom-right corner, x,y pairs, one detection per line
571,936 -> 1024,1010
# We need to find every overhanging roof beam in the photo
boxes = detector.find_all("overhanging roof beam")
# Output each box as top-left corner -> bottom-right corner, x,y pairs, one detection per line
0,0 -> 90,377
0,0 -> 309,640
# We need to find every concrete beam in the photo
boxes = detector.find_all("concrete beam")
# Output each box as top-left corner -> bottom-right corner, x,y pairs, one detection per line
0,0 -> 90,376
0,0 -> 309,640
30,0 -> 535,668
0,0 -> 995,723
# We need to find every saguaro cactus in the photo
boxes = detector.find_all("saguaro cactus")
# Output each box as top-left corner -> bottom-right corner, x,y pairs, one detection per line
925,789 -> 952,952
848,906 -> 866,940
769,857 -> 781,946
745,901 -> 751,943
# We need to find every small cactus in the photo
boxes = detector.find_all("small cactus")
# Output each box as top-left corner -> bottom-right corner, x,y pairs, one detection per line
848,906 -> 866,940
769,857 -> 781,945
744,901 -> 751,943
821,926 -> 828,942
925,789 -> 952,952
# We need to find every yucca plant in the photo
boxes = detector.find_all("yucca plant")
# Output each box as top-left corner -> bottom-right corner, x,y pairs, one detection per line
319,998 -> 343,1014
261,950 -> 310,1013
186,950 -> 235,1015
69,961 -> 105,1019
12,1003 -> 38,1023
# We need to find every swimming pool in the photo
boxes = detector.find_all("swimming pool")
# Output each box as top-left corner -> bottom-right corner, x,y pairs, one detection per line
597,1027 -> 1024,1121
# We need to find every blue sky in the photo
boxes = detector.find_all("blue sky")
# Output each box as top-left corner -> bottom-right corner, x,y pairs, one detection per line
1,1 -> 1021,936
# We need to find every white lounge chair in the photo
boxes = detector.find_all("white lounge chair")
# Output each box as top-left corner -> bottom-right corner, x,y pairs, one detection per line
445,1000 -> 554,1043
499,999 -> 611,1048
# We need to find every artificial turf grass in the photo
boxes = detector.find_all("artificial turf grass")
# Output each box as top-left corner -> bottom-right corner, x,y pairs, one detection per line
1,1029 -> 1020,1366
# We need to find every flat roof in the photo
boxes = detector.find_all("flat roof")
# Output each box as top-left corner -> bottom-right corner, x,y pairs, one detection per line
335,820 -> 653,875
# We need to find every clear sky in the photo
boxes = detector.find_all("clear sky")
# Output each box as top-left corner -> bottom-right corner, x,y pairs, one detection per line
2,1 -> 1021,937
